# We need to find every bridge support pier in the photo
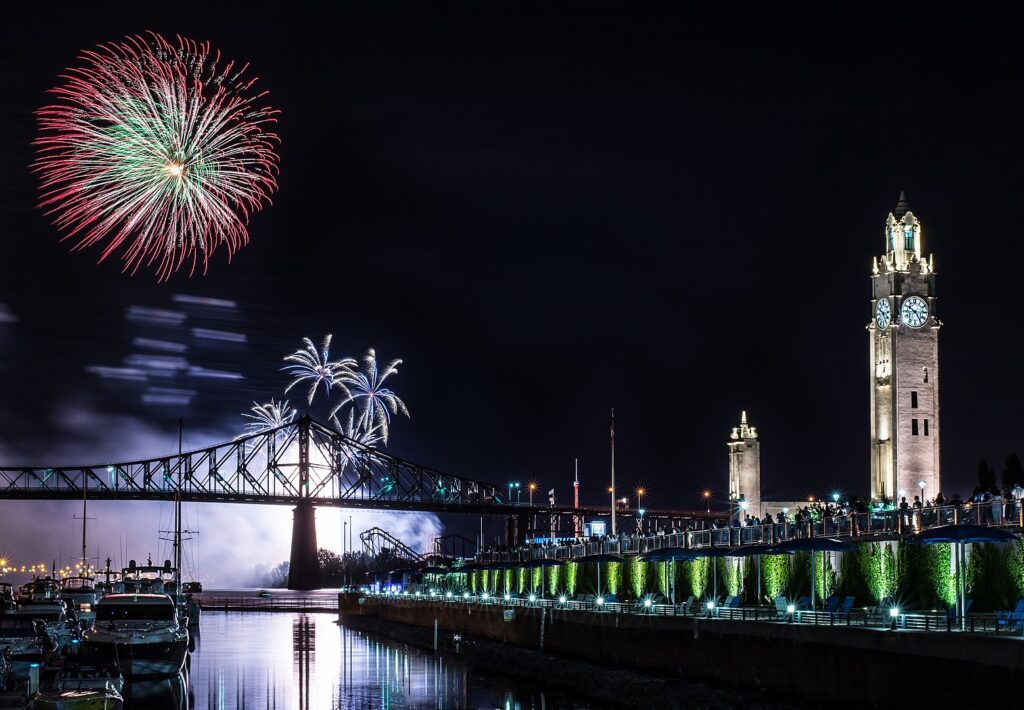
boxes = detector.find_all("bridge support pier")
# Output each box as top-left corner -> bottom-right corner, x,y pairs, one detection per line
288,500 -> 320,590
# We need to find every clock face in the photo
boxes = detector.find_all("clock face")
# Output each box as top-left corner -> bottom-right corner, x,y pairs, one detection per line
875,299 -> 891,329
900,296 -> 929,328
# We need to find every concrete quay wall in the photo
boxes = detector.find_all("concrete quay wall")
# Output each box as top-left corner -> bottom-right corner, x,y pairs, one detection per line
340,594 -> 1024,708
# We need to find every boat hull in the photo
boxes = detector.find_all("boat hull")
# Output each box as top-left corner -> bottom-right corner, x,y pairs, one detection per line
81,639 -> 187,678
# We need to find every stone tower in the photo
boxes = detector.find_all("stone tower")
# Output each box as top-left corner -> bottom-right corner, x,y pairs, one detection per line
868,192 -> 941,502
728,411 -> 760,519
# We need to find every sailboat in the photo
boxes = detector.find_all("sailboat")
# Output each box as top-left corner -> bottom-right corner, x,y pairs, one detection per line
61,471 -> 98,626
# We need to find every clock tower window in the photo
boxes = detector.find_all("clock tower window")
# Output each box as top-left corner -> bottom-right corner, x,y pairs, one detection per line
911,419 -> 919,436
904,226 -> 915,251
911,391 -> 918,408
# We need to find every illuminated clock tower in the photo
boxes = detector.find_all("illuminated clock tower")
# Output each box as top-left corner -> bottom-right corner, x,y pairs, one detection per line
869,192 -> 941,502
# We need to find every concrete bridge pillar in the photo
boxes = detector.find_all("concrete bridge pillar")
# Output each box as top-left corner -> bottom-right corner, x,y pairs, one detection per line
288,500 -> 320,590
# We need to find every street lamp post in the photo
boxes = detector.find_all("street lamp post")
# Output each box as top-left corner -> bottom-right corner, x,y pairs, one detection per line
636,488 -> 645,533
514,482 -> 521,504
529,482 -> 537,506
703,490 -> 711,515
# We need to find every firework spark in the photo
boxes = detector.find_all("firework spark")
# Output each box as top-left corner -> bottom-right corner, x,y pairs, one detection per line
331,407 -> 384,470
330,348 -> 409,444
34,32 -> 280,280
283,335 -> 355,405
242,399 -> 297,435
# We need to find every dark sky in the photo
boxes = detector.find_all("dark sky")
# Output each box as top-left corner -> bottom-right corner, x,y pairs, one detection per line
2,2 -> 1024,527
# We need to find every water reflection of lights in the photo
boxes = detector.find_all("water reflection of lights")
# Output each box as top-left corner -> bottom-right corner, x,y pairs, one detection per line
185,611 -> 558,709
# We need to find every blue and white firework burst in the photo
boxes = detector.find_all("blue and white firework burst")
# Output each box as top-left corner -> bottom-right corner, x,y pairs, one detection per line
282,334 -> 355,405
329,348 -> 409,444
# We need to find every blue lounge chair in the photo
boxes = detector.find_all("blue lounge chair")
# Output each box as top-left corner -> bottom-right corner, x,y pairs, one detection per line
774,596 -> 790,620
729,596 -> 741,608
824,596 -> 839,613
997,599 -> 1024,631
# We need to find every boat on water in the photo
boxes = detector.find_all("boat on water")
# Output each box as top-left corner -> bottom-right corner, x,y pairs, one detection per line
92,562 -> 122,601
119,560 -> 199,630
120,561 -> 175,596
0,582 -> 15,612
0,614 -> 58,680
31,656 -> 124,710
0,646 -> 10,693
61,577 -> 98,627
80,594 -> 188,678
15,580 -> 75,652
181,582 -> 202,594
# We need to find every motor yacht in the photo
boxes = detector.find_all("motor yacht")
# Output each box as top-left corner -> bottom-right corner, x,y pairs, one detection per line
61,576 -> 99,627
15,580 -> 74,652
121,560 -> 198,630
80,594 -> 188,678
0,582 -> 15,612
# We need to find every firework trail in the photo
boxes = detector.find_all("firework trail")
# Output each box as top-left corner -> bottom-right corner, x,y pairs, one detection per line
34,31 -> 280,280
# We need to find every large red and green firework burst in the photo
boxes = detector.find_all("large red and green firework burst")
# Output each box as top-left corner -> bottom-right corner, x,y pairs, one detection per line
34,32 -> 280,280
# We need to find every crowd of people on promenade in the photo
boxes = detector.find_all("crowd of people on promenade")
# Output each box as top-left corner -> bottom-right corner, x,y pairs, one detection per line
479,486 -> 1024,559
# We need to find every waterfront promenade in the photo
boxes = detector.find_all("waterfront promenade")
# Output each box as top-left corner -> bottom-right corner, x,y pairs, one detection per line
476,502 -> 1020,565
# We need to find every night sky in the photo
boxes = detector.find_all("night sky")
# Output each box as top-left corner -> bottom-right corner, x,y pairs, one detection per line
2,4 -> 1024,570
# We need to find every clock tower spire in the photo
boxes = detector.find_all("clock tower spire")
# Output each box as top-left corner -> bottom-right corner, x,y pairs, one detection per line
869,193 -> 940,503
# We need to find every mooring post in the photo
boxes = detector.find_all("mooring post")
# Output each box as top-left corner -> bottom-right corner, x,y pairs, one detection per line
433,618 -> 438,651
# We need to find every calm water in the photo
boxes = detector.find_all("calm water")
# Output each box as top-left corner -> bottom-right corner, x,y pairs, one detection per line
122,611 -> 577,709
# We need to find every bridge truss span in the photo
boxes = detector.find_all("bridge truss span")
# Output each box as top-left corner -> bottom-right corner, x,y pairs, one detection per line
0,416 -> 506,513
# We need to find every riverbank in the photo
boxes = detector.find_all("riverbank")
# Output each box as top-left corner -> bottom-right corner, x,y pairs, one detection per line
340,609 -> 802,709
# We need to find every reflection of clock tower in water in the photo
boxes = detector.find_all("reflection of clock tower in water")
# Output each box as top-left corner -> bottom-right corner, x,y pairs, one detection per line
869,192 -> 941,502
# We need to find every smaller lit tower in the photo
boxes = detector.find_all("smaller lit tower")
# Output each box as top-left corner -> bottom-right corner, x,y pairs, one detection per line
728,411 -> 761,519
573,459 -> 582,536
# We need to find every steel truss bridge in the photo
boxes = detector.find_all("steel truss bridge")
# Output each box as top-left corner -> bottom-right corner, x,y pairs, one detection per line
0,415 -> 718,523
0,416 -> 514,514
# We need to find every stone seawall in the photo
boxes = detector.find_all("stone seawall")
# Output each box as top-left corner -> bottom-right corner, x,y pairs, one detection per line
340,594 -> 1024,708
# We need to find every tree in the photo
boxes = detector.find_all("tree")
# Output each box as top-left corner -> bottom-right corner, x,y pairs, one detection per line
317,548 -> 343,586
1002,453 -> 1024,492
976,459 -> 996,493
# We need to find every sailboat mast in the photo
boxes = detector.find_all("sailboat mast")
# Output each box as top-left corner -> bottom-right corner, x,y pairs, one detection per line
175,418 -> 183,600
81,466 -> 88,568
